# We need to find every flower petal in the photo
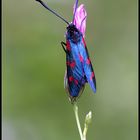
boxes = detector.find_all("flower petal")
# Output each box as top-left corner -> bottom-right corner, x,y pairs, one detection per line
73,4 -> 87,37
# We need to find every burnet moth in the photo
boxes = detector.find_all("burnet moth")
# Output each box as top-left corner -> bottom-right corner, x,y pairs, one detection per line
36,0 -> 96,102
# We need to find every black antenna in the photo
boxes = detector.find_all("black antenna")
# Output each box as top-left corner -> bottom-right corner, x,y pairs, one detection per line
36,0 -> 69,25
72,0 -> 79,23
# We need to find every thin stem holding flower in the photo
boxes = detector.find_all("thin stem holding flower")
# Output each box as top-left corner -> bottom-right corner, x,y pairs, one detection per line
73,103 -> 83,140
83,111 -> 92,140
73,103 -> 92,140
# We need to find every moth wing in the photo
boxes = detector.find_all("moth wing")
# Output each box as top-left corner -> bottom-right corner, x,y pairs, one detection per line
64,69 -> 85,102
81,38 -> 96,93
65,40 -> 86,100
64,70 -> 68,92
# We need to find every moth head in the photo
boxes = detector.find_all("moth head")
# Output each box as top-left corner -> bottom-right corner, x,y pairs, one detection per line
66,24 -> 82,43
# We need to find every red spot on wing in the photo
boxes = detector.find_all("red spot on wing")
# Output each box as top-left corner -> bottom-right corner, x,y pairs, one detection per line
90,72 -> 95,81
66,61 -> 70,66
74,79 -> 78,85
69,76 -> 74,82
68,76 -> 78,85
79,54 -> 84,62
67,61 -> 75,68
86,58 -> 91,65
66,40 -> 71,51
70,61 -> 76,68
82,38 -> 86,48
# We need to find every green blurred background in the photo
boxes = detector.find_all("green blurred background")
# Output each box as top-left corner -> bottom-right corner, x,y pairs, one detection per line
2,0 -> 138,140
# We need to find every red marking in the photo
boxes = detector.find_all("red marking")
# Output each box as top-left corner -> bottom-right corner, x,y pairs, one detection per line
66,41 -> 71,51
74,79 -> 78,85
69,76 -> 74,82
90,72 -> 95,81
79,54 -> 84,62
70,61 -> 75,68
86,58 -> 91,65
66,61 -> 70,66
66,61 -> 75,68
82,38 -> 86,48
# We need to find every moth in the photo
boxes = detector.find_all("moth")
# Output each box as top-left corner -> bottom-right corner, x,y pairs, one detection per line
36,0 -> 96,102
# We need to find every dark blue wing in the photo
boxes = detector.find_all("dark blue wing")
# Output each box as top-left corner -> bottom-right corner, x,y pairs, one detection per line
79,38 -> 96,93
65,40 -> 86,100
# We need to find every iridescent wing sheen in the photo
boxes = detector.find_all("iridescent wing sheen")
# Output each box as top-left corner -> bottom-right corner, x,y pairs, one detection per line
65,40 -> 86,100
80,38 -> 96,93
64,70 -> 85,102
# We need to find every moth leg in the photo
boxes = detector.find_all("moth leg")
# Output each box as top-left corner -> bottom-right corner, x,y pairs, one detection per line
61,41 -> 67,53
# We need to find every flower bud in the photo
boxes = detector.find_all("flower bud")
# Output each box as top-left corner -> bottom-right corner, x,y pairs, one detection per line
85,111 -> 92,125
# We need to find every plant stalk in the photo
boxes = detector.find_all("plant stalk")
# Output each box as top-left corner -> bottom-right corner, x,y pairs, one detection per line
73,103 -> 83,140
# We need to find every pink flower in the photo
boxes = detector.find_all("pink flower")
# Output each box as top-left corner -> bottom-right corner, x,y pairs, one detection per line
73,4 -> 87,37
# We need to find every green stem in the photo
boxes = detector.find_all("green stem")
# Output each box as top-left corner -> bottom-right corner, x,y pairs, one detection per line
83,111 -> 92,140
73,103 -> 83,140
83,124 -> 88,140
